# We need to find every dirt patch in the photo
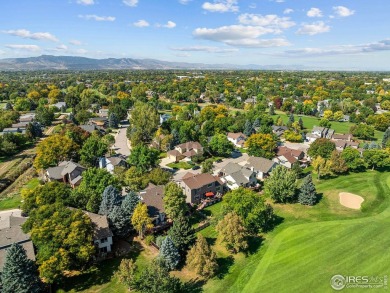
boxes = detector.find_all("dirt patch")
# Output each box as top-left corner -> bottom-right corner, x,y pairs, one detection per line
339,192 -> 364,209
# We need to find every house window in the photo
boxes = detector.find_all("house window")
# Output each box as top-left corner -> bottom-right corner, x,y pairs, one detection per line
100,237 -> 107,243
207,183 -> 213,187
100,247 -> 108,253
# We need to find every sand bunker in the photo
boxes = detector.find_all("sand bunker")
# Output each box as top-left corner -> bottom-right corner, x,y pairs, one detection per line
339,192 -> 364,209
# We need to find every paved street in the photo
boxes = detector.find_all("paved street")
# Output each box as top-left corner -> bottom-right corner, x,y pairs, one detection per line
114,127 -> 131,157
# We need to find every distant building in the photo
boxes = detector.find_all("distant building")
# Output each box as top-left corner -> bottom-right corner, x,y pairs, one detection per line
45,161 -> 86,188
217,162 -> 257,190
99,156 -> 128,174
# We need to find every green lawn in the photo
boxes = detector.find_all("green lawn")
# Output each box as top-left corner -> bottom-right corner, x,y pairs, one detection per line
0,178 -> 40,211
167,161 -> 193,170
274,112 -> 384,141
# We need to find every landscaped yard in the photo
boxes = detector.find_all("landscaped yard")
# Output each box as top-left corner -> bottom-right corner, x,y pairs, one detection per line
167,161 -> 194,170
0,177 -> 40,211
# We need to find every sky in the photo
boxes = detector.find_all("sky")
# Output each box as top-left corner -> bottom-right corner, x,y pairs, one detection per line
0,0 -> 389,70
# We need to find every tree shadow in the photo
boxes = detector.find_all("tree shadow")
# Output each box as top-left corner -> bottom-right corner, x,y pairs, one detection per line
184,278 -> 207,293
216,255 -> 234,279
55,241 -> 143,292
205,236 -> 216,246
262,214 -> 284,233
316,192 -> 324,204
245,235 -> 264,256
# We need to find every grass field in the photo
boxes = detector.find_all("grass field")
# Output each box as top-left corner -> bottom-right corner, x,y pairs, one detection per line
167,161 -> 193,170
274,111 -> 384,142
200,171 -> 390,293
0,177 -> 40,211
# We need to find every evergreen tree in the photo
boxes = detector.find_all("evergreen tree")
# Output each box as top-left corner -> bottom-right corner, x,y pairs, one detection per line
186,234 -> 218,279
68,112 -> 76,124
163,182 -> 187,221
168,215 -> 195,254
170,128 -> 180,149
382,127 -> 390,148
5,101 -> 13,110
298,117 -> 304,129
99,185 -> 122,215
298,174 -> 317,205
289,113 -> 295,123
243,120 -> 253,136
1,243 -> 41,293
109,112 -> 119,128
275,116 -> 284,126
109,205 -> 130,237
121,190 -> 140,218
291,161 -> 303,178
269,104 -> 275,115
252,118 -> 260,130
159,236 -> 180,270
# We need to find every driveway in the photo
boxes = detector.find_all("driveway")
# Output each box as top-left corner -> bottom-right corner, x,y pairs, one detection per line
114,127 -> 131,157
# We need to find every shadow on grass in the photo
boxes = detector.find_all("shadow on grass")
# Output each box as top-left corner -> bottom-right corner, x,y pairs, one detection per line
216,255 -> 234,279
316,192 -> 324,204
56,241 -> 143,292
246,235 -> 264,256
184,278 -> 207,293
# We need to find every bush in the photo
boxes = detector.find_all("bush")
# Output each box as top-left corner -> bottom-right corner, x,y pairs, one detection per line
144,235 -> 155,246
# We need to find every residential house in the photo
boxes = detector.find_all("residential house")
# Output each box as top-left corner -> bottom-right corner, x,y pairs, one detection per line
240,156 -> 276,180
82,211 -> 113,254
99,156 -> 128,174
306,126 -> 335,143
271,125 -> 288,137
244,97 -> 256,104
52,101 -> 67,110
227,132 -> 247,148
139,184 -> 166,225
340,115 -> 350,122
98,109 -> 109,118
0,215 -> 35,270
332,140 -> 347,151
273,146 -> 305,168
179,172 -> 224,204
332,133 -> 352,141
159,114 -> 171,125
19,113 -> 35,123
45,161 -> 86,188
167,141 -> 203,162
88,117 -> 108,128
0,127 -> 25,135
79,124 -> 105,135
217,162 -> 257,190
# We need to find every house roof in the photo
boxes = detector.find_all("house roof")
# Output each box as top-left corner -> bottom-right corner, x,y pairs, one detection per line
82,211 -> 113,241
46,165 -> 65,180
106,156 -> 126,166
59,161 -> 86,176
332,133 -> 351,140
0,216 -> 35,270
182,149 -> 198,158
140,184 -> 165,218
278,153 -> 297,164
227,132 -> 246,140
181,173 -> 223,190
226,171 -> 249,185
245,156 -> 275,173
167,149 -> 182,157
70,175 -> 82,186
80,124 -> 98,133
331,140 -> 347,149
276,146 -> 304,158
221,162 -> 243,175
176,141 -> 202,151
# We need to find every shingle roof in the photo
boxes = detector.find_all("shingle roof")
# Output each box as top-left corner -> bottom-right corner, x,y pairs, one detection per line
221,162 -> 243,175
276,146 -> 304,158
176,141 -> 202,150
58,161 -> 86,176
82,211 -> 113,241
227,132 -> 246,140
46,165 -> 65,180
182,173 -> 222,190
140,184 -> 165,217
245,156 -> 275,173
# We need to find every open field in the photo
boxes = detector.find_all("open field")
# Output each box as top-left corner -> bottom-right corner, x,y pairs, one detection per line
275,111 -> 384,142
200,171 -> 390,293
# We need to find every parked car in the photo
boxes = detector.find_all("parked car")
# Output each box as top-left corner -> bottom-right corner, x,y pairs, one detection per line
215,159 -> 222,163
192,165 -> 200,170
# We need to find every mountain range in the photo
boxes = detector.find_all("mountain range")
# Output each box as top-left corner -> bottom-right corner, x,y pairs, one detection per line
0,55 -> 308,71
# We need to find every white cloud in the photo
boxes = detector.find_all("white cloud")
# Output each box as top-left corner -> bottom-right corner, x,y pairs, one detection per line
171,46 -> 238,53
283,40 -> 390,57
2,29 -> 58,42
133,20 -> 149,27
69,39 -> 82,45
249,3 -> 256,9
202,0 -> 239,13
274,0 -> 284,3
55,44 -> 68,50
5,44 -> 41,51
76,0 -> 94,5
193,25 -> 290,47
283,8 -> 293,15
296,21 -> 330,35
178,0 -> 191,4
238,14 -> 295,31
123,0 -> 138,7
174,52 -> 191,57
307,8 -> 322,18
333,6 -> 355,17
163,21 -> 176,29
78,14 -> 116,21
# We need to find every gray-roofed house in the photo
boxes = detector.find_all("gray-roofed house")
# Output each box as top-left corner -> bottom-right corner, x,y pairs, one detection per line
240,156 -> 277,180
82,211 -> 113,255
0,215 -> 35,271
179,172 -> 224,204
51,102 -> 67,110
218,162 -> 257,190
139,184 -> 166,224
307,126 -> 335,143
227,132 -> 247,148
271,125 -> 289,137
99,156 -> 128,174
159,114 -> 171,125
167,141 -> 203,162
45,161 -> 86,188
19,113 -> 35,123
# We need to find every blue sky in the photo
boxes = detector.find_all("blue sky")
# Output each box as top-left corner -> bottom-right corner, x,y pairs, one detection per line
0,0 -> 389,69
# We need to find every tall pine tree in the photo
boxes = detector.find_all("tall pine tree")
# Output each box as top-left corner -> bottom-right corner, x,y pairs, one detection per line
109,113 -> 119,128
298,174 -> 317,206
109,206 -> 130,238
1,243 -> 41,293
99,185 -> 122,215
382,127 -> 390,148
243,120 -> 253,136
121,190 -> 140,217
159,236 -> 180,271
168,215 -> 195,254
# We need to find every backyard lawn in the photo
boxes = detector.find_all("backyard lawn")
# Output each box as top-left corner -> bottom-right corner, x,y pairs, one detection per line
0,177 -> 40,211
167,161 -> 194,170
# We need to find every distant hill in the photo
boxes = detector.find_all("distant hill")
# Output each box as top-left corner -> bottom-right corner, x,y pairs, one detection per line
0,55 -> 307,71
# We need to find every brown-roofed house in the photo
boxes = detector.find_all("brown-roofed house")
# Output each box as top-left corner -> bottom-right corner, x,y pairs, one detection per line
227,132 -> 247,148
139,184 -> 166,224
168,141 -> 203,162
82,211 -> 113,254
179,172 -> 224,204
